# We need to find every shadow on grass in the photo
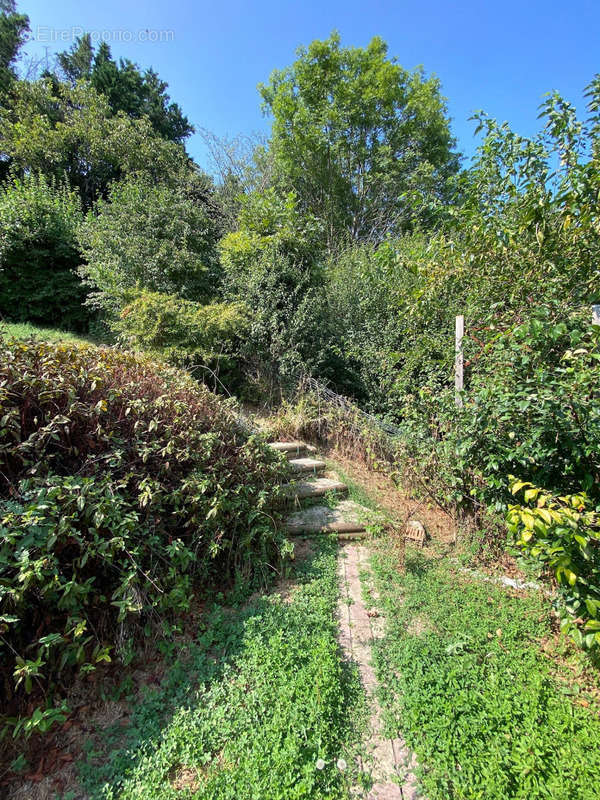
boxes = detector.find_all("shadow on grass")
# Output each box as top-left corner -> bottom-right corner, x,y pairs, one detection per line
404,547 -> 436,579
75,538 -> 363,800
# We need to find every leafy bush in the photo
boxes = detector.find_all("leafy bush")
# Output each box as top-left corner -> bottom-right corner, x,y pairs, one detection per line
324,236 -> 430,412
220,190 -> 344,393
0,172 -> 87,331
508,479 -> 600,650
220,188 -> 323,283
379,309 -> 600,522
462,310 -> 600,505
0,336 -> 286,733
116,290 -> 248,387
78,175 -> 221,315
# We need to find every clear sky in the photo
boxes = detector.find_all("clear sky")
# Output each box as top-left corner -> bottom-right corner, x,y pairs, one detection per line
17,0 -> 600,172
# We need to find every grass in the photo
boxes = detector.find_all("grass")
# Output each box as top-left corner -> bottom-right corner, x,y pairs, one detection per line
370,545 -> 600,799
324,461 -> 380,512
73,538 -> 367,800
0,321 -> 95,345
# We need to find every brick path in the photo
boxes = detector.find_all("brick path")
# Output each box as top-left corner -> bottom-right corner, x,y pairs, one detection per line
338,544 -> 421,800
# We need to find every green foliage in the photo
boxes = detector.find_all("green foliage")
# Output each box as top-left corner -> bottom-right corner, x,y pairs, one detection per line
220,189 -> 342,389
0,321 -> 94,345
508,480 -> 600,650
0,79 -> 190,205
77,540 -> 366,799
220,188 -> 323,286
371,547 -> 600,799
458,311 -> 600,506
78,176 -> 221,315
324,237 -> 425,410
259,31 -> 459,245
0,336 -> 286,735
317,80 -> 600,541
0,172 -> 88,330
0,1 -> 28,96
116,290 -> 248,382
58,36 -> 193,144
321,76 -> 600,411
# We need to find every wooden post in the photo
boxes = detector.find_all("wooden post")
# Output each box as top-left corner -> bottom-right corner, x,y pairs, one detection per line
455,315 -> 464,407
592,305 -> 600,326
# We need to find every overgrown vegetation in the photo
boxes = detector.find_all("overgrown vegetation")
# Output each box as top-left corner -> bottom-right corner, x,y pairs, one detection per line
371,545 -> 600,799
2,0 -> 600,789
0,172 -> 87,331
0,336 -> 286,740
76,539 -> 366,800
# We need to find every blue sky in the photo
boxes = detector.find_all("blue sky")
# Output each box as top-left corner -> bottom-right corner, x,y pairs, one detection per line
18,0 -> 600,172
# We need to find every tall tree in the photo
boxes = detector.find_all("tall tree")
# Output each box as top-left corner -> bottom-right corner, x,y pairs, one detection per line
259,32 -> 460,246
56,32 -> 93,83
0,79 -> 191,205
57,37 -> 193,144
0,0 -> 29,95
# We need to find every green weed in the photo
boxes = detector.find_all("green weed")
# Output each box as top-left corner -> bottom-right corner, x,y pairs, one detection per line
76,539 -> 367,799
370,544 -> 600,799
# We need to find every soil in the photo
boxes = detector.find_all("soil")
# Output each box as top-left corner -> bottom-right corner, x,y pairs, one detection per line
325,450 -> 457,546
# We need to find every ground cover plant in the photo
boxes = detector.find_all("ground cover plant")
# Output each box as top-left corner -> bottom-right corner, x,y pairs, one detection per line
3,2 -> 600,791
370,545 -> 600,799
0,321 -> 94,345
0,335 -> 287,743
74,539 -> 366,800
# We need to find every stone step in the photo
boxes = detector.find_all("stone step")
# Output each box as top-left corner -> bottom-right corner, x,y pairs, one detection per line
268,441 -> 308,458
283,477 -> 348,500
285,500 -> 385,535
288,457 -> 327,474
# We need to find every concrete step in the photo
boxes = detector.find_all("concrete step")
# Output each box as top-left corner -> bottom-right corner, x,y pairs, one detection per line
288,457 -> 327,474
283,477 -> 348,500
285,500 -> 385,536
268,441 -> 307,458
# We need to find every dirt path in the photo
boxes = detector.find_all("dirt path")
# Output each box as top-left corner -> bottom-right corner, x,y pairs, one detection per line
338,543 -> 421,800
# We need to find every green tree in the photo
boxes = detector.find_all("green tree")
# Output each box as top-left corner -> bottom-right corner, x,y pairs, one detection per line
0,78 -> 190,205
56,31 -> 93,82
78,175 -> 221,315
58,36 -> 193,144
220,189 -> 342,385
259,32 -> 460,247
0,0 -> 28,96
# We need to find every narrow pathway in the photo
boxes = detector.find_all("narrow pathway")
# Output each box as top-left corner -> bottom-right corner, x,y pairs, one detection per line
338,543 -> 420,800
267,436 -> 422,799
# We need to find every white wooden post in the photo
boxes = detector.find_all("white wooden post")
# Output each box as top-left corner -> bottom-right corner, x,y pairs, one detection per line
455,315 -> 464,407
592,305 -> 600,326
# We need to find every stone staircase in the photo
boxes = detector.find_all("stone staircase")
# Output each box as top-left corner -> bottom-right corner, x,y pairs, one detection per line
268,439 -> 386,540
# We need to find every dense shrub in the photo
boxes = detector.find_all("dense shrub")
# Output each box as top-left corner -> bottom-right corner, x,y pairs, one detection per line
220,188 -> 323,283
459,309 -> 600,506
0,172 -> 88,331
0,336 -> 286,733
384,309 -> 600,522
219,189 -> 347,393
78,175 -> 221,315
324,236 -> 431,412
115,290 -> 249,388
